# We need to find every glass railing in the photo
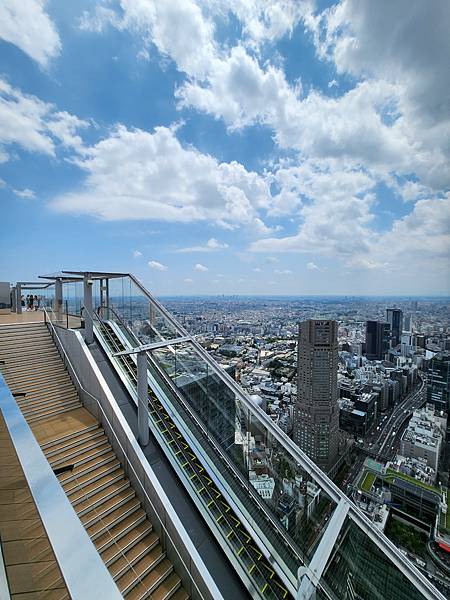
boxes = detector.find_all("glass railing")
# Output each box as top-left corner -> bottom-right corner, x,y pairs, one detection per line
149,340 -> 337,574
52,271 -> 445,600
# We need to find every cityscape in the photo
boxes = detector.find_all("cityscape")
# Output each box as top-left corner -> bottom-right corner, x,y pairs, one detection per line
1,1 -> 449,599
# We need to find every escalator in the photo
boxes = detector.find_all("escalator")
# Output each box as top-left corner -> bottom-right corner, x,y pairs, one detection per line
94,317 -> 292,600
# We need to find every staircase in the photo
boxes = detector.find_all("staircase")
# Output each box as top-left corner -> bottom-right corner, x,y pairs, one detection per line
0,321 -> 189,600
0,322 -> 81,423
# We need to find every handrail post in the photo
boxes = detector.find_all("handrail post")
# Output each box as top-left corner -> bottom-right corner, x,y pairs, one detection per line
137,350 -> 149,447
83,275 -> 94,344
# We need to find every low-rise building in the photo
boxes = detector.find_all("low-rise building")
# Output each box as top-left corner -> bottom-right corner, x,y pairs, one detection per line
400,404 -> 447,471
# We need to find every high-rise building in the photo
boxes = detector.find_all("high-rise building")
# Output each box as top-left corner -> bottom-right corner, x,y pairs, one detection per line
386,308 -> 403,347
365,320 -> 390,360
294,319 -> 339,473
427,351 -> 450,412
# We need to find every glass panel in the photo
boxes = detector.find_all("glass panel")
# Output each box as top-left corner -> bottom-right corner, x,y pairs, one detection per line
105,276 -> 183,342
149,341 -> 338,582
20,285 -> 54,311
63,280 -> 84,316
322,517 -> 425,600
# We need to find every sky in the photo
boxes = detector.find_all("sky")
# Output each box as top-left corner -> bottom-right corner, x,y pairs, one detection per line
0,0 -> 449,296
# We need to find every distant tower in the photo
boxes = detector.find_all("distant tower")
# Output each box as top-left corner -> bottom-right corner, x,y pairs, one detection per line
365,321 -> 390,360
386,308 -> 403,347
294,320 -> 339,474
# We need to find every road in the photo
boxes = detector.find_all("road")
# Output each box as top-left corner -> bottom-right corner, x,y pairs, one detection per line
344,375 -> 427,490
365,375 -> 427,460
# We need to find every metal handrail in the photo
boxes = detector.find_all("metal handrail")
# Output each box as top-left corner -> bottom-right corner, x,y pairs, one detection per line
93,318 -> 294,600
125,274 -> 446,600
43,307 -> 224,600
50,276 -> 445,599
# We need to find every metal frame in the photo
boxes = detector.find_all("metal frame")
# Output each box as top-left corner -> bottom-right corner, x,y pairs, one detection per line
113,336 -> 191,356
0,373 -> 122,600
0,541 -> 10,600
297,499 -> 349,599
44,307 -> 225,600
127,273 -> 445,600
37,270 -> 445,599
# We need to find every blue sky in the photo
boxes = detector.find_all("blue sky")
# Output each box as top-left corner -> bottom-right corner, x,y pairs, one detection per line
0,0 -> 449,295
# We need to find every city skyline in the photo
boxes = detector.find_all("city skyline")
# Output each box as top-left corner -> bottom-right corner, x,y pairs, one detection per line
0,1 -> 449,296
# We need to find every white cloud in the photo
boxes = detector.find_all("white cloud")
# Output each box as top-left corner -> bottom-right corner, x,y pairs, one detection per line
13,187 -> 35,199
176,237 -> 229,252
253,267 -> 262,272
0,78 -> 88,161
274,269 -> 292,275
0,0 -> 61,67
132,250 -> 142,258
224,1 -> 311,48
303,0 -> 450,188
306,262 -> 320,271
148,260 -> 168,271
184,277 -> 194,283
194,263 -> 208,272
51,125 -> 273,228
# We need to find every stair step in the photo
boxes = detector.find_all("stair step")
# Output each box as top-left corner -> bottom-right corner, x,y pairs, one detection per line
50,439 -> 110,469
21,395 -> 79,417
110,537 -> 163,581
76,479 -> 130,515
69,470 -> 125,505
80,488 -> 136,527
116,548 -> 167,595
13,391 -> 77,411
45,428 -> 104,458
58,451 -> 116,485
122,558 -> 173,599
41,423 -> 99,450
49,435 -> 108,466
150,572 -> 183,600
3,364 -> 67,383
62,458 -> 120,491
0,354 -> 61,371
88,499 -> 142,542
26,402 -> 82,423
7,379 -> 74,397
101,523 -> 155,565
18,385 -> 78,402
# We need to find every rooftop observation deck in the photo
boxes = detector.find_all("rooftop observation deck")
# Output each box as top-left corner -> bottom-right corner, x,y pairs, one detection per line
1,273 -> 446,600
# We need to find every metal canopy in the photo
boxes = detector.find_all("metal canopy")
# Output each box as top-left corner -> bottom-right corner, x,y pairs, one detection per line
17,281 -> 54,288
113,336 -> 191,356
39,272 -> 84,282
62,270 -> 129,280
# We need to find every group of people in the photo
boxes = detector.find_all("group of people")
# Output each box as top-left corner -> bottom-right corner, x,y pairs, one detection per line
21,294 -> 41,311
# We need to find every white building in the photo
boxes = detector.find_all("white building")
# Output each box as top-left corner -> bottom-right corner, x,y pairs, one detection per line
400,404 -> 447,471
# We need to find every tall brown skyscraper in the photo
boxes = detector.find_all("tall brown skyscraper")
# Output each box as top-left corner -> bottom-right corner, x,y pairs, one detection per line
294,320 -> 339,473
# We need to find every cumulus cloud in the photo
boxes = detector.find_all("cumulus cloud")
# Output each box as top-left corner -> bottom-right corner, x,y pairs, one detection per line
132,250 -> 142,258
194,263 -> 208,272
12,188 -> 35,199
175,237 -> 229,252
148,260 -> 167,271
0,78 -> 89,161
80,0 -> 450,190
274,269 -> 292,275
0,0 -> 61,67
184,277 -> 194,283
306,262 -> 320,271
50,125 -> 273,228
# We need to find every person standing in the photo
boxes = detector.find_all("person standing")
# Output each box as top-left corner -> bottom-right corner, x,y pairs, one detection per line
34,295 -> 39,310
